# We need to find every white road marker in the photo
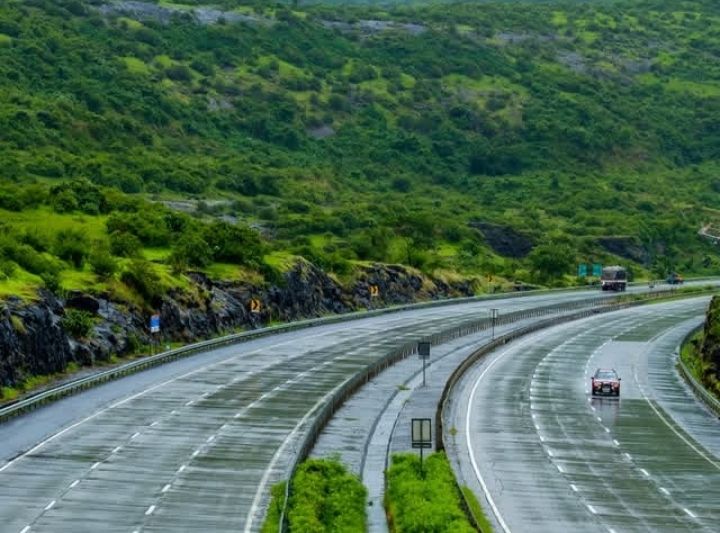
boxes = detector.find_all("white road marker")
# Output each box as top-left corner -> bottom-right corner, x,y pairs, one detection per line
112,446 -> 122,454
539,435 -> 545,442
640,468 -> 650,477
207,435 -> 215,443
185,400 -> 194,407
177,465 -> 186,474
145,505 -> 156,516
162,484 -> 171,493
683,508 -> 696,518
624,453 -> 632,461
660,487 -> 670,496
131,432 -> 140,440
596,416 -> 602,422
44,500 -> 56,511
90,462 -> 100,470
604,427 -> 610,433
150,421 -> 159,427
613,439 -> 620,446
20,527 -> 31,533
192,450 -> 199,458
556,464 -> 565,473
570,484 -> 578,492
546,449 -> 554,457
587,504 -> 597,514
69,480 -> 79,489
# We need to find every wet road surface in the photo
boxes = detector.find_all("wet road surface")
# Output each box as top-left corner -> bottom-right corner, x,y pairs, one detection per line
449,297 -> 720,533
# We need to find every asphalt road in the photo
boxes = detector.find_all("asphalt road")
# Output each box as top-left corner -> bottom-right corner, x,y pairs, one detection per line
449,297 -> 720,533
0,286 -> 626,533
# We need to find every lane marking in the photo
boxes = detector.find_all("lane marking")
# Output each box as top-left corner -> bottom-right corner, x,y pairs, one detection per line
150,421 -> 159,427
112,446 -> 122,454
191,450 -> 199,458
69,480 -> 79,489
660,487 -> 670,496
556,464 -> 565,473
613,439 -> 620,446
570,484 -> 578,492
162,484 -> 171,493
145,505 -> 156,516
90,462 -> 100,470
177,465 -> 186,474
587,504 -> 597,514
684,508 -> 696,518
44,500 -> 56,511
207,435 -> 215,443
20,527 -> 30,533
131,432 -> 140,440
640,468 -> 650,477
624,453 -> 632,461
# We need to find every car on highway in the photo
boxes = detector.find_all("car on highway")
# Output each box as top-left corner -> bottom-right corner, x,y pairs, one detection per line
591,368 -> 621,396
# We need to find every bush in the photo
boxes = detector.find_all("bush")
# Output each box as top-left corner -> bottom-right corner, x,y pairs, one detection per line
109,231 -> 142,258
62,308 -> 95,338
170,233 -> 213,269
89,247 -> 118,279
121,260 -> 162,302
55,228 -> 90,268
385,452 -> 476,533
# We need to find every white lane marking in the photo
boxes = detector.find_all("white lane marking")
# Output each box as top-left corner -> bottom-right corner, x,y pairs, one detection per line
207,435 -> 215,443
539,435 -> 545,442
150,421 -> 159,427
44,500 -> 56,511
185,400 -> 194,407
660,487 -> 670,496
596,416 -> 602,422
191,450 -> 199,458
587,504 -> 597,514
177,465 -> 186,474
570,484 -> 578,492
90,462 -> 100,470
624,453 -> 632,461
684,508 -> 697,518
556,464 -> 565,473
162,484 -> 171,493
613,439 -> 620,446
20,527 -> 30,533
145,505 -> 156,516
112,446 -> 122,454
634,363 -> 720,471
590,405 -> 596,412
69,480 -> 79,489
640,468 -> 650,477
604,427 -> 610,433
546,449 -> 554,457
131,432 -> 140,440
608,528 -> 617,533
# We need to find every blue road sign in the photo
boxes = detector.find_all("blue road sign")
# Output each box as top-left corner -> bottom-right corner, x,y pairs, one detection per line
150,314 -> 160,333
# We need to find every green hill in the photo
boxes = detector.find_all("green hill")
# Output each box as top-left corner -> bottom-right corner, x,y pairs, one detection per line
1,0 -> 720,301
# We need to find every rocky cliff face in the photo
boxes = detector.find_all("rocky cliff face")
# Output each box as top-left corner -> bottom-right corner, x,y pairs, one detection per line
0,262 -> 473,391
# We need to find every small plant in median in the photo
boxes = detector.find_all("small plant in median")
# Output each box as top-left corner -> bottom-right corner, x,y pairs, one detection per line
262,457 -> 367,533
385,452 -> 480,532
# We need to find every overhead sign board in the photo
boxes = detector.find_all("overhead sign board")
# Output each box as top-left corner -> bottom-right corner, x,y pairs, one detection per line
577,263 -> 588,278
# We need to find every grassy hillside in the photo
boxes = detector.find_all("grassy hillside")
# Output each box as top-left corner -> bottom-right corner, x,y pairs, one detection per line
1,0 -> 720,300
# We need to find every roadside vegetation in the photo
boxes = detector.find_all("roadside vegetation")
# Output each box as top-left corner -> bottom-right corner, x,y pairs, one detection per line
262,458 -> 367,533
385,452 -> 485,532
680,296 -> 720,400
1,0 -> 720,302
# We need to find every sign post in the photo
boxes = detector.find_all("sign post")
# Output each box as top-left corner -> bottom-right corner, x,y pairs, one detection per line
149,314 -> 160,355
411,418 -> 432,474
418,341 -> 431,387
577,263 -> 588,278
592,263 -> 603,277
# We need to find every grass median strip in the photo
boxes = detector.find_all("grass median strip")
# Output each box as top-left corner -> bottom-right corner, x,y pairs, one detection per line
385,452 -> 489,532
262,458 -> 367,533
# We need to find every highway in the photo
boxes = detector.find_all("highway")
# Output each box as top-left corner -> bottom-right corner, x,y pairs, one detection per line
0,288 -> 621,533
448,297 -> 720,533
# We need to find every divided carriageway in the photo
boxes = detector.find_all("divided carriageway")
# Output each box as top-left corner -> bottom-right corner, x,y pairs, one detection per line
0,284 -> 716,532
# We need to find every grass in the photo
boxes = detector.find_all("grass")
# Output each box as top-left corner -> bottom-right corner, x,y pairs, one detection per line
261,458 -> 366,532
121,56 -> 152,76
385,452 -> 478,533
680,324 -> 720,400
461,486 -> 494,533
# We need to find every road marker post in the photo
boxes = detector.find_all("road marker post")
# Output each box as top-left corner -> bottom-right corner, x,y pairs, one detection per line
491,308 -> 499,339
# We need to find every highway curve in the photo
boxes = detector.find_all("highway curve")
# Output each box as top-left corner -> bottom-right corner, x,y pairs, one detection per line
0,288 -> 631,533
448,297 -> 720,533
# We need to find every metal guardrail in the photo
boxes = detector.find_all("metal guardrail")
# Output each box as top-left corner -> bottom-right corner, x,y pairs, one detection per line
676,326 -> 720,418
0,279 -> 647,424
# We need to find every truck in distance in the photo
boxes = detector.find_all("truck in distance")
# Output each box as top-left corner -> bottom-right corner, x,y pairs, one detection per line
600,266 -> 627,292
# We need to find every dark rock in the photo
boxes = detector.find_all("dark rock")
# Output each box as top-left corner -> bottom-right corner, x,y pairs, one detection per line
597,237 -> 647,264
66,293 -> 101,314
469,221 -> 534,258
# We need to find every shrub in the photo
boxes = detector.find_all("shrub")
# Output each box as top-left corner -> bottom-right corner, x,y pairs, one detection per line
62,308 -> 95,338
109,231 -> 142,258
121,260 -> 162,302
89,247 -> 118,279
385,452 -> 476,533
170,233 -> 213,269
55,228 -> 90,268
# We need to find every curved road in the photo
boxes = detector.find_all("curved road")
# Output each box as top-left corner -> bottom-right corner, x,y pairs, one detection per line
449,297 -> 720,533
0,288 -> 627,533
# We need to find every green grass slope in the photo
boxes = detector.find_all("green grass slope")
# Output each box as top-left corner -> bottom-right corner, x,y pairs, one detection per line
1,0 -> 720,298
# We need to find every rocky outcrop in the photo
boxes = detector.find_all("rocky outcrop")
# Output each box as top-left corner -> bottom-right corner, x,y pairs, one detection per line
469,221 -> 534,258
699,296 -> 720,387
0,262 -> 474,391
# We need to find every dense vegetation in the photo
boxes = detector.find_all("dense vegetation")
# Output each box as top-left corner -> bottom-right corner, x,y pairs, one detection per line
1,0 -> 720,301
262,458 -> 367,532
385,452 -> 478,532
682,295 -> 720,399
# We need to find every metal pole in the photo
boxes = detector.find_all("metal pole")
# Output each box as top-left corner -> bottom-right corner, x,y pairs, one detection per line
422,357 -> 426,387
491,308 -> 498,339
